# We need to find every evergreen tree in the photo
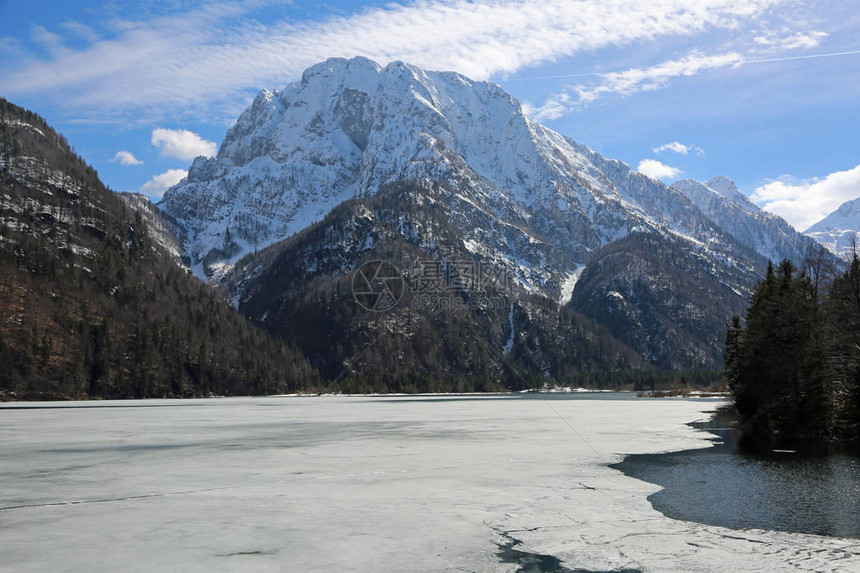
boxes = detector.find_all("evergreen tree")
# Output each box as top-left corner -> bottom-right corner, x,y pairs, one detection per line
726,256 -> 859,443
824,250 -> 860,439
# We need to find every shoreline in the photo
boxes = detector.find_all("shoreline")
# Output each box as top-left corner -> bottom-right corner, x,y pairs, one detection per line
611,406 -> 860,540
0,387 -> 730,405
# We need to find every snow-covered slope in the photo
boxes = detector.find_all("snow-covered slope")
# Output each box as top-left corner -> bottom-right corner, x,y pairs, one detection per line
160,57 -> 771,298
805,196 -> 860,260
671,177 -> 818,264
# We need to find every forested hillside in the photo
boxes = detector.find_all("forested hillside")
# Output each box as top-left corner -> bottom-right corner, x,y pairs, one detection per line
0,98 -> 319,399
569,232 -> 753,370
228,182 -> 650,393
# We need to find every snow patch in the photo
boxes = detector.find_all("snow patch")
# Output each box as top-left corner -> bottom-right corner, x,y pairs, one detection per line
558,264 -> 585,305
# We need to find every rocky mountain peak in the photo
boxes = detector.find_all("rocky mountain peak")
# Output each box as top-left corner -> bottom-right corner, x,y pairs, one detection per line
159,57 -> 818,307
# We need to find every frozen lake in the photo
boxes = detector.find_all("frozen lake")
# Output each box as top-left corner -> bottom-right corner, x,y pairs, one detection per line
1,395 -> 858,572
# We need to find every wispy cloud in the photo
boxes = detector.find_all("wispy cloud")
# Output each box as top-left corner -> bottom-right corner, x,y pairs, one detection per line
753,30 -> 828,51
0,0 -> 792,122
751,164 -> 860,231
59,20 -> 100,43
29,25 -> 68,57
653,141 -> 705,157
523,45 -> 860,122
0,37 -> 24,54
522,13 -> 838,122
525,93 -> 573,122
637,159 -> 682,181
525,50 -> 744,120
140,169 -> 187,199
112,150 -> 143,166
578,51 -> 745,105
151,128 -> 217,161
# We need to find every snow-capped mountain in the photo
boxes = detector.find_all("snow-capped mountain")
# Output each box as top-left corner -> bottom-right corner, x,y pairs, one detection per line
805,196 -> 860,260
160,56 -> 762,299
671,176 -> 819,264
157,56 -> 830,371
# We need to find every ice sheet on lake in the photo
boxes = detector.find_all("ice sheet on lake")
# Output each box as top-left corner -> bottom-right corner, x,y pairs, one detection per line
0,396 -> 857,572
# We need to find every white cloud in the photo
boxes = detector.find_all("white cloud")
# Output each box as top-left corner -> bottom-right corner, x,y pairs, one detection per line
112,150 -> 143,166
525,93 -> 572,122
0,0 -> 791,121
753,30 -> 828,51
637,159 -> 682,181
60,21 -> 100,43
29,25 -> 67,57
751,164 -> 860,231
653,141 -> 705,157
527,50 -> 744,120
139,169 -> 187,199
576,51 -> 744,105
151,128 -> 216,161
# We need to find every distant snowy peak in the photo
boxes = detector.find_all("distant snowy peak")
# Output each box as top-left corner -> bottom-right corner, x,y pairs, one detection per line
805,196 -> 860,260
807,196 -> 860,232
705,176 -> 754,208
671,177 -> 815,264
673,176 -> 755,213
672,177 -> 748,211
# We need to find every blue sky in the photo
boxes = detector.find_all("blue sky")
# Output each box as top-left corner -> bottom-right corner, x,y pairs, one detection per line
1,0 -> 858,231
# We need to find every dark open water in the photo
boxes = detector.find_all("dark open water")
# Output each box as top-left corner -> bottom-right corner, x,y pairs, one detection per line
614,409 -> 860,538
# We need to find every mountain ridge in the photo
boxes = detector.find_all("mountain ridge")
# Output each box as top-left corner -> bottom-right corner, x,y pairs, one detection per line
671,176 -> 820,265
